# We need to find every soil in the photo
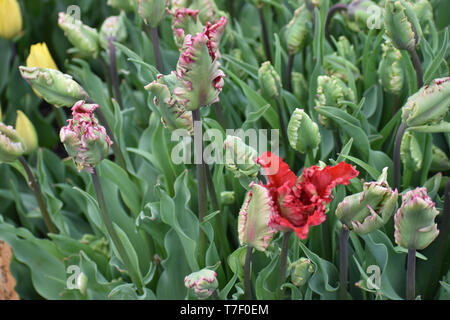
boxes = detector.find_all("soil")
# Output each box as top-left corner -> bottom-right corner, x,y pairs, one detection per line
0,241 -> 19,300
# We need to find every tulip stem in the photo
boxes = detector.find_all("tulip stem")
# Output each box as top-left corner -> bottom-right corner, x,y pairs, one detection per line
275,97 -> 288,151
258,5 -> 272,62
277,231 -> 291,299
108,37 -> 123,111
339,224 -> 349,300
408,49 -> 423,89
325,4 -> 348,42
393,122 -> 407,190
406,248 -> 416,300
286,54 -> 294,92
149,26 -> 163,73
244,245 -> 253,300
19,156 -> 57,234
91,168 -> 144,295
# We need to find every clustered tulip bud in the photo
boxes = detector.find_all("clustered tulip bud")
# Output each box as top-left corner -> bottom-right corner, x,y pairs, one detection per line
145,73 -> 193,134
384,0 -> 422,51
290,257 -> 315,287
15,111 -> 38,155
285,5 -> 312,55
0,0 -> 22,40
171,8 -> 202,49
400,131 -> 423,172
19,66 -> 90,108
220,191 -> 235,205
430,145 -> 450,172
0,122 -> 24,163
184,268 -> 218,300
223,135 -> 260,178
99,12 -> 128,50
138,0 -> 168,27
58,12 -> 100,58
378,40 -> 404,95
258,61 -> 282,99
238,182 -> 276,251
394,187 -> 439,250
291,72 -> 308,103
60,101 -> 112,172
336,167 -> 398,234
287,108 -> 320,154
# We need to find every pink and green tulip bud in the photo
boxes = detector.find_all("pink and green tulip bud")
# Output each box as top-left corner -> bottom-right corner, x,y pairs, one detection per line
224,135 -> 260,178
19,66 -> 90,108
384,0 -> 422,51
394,187 -> 439,250
287,108 -> 320,154
336,167 -> 399,234
99,13 -> 128,50
346,0 -> 382,31
171,8 -> 202,49
220,191 -> 235,205
15,111 -> 38,155
138,0 -> 168,27
238,183 -> 276,251
145,73 -> 193,134
190,0 -> 225,24
290,257 -> 315,287
292,72 -> 308,103
60,101 -> 112,172
400,131 -> 423,172
258,61 -> 282,99
285,5 -> 312,55
401,77 -> 450,128
184,268 -> 218,300
0,122 -> 24,163
173,16 -> 227,110
107,0 -> 135,11
378,40 -> 404,95
58,12 -> 100,58
413,0 -> 433,35
430,145 -> 450,172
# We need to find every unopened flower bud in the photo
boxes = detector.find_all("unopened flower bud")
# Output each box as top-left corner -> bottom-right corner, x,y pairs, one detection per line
220,191 -> 235,205
138,0 -> 168,27
336,167 -> 398,234
285,5 -> 312,55
290,257 -> 315,287
378,40 -> 404,95
76,272 -> 88,296
335,36 -> 356,65
19,66 -> 90,108
224,135 -> 260,178
0,122 -> 24,163
107,0 -> 135,12
184,268 -> 218,300
258,61 -> 282,98
347,0 -> 381,31
99,13 -> 127,50
430,145 -> 450,172
287,108 -> 320,154
291,72 -> 308,102
394,187 -> 439,250
400,131 -> 423,172
15,111 -> 38,155
0,0 -> 22,40
413,0 -> 433,35
190,0 -> 225,24
401,77 -> 450,128
60,101 -> 112,172
384,0 -> 422,51
58,12 -> 100,58
238,183 -> 276,251
26,42 -> 58,71
171,8 -> 202,49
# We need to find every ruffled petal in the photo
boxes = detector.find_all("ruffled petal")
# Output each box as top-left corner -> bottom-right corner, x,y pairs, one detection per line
256,151 -> 297,188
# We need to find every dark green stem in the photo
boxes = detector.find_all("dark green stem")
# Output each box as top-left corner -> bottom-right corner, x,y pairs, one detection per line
258,5 -> 272,62
277,231 -> 291,299
339,224 -> 349,300
286,54 -> 294,92
406,248 -> 416,300
393,122 -> 407,190
275,97 -> 288,150
19,156 -> 57,234
91,169 -> 144,295
408,48 -> 423,89
244,245 -> 253,300
149,26 -> 163,73
325,4 -> 348,43
108,37 -> 123,110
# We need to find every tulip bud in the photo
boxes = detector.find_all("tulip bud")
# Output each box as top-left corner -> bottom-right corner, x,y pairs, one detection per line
336,167 -> 398,234
347,0 -> 381,31
138,0 -> 168,27
287,108 -> 320,154
145,73 -> 193,134
0,122 -> 24,163
76,272 -> 88,296
291,72 -> 308,103
220,191 -> 235,205
290,257 -> 315,287
378,40 -> 404,95
430,145 -> 450,172
190,0 -> 225,24
335,36 -> 357,65
413,0 -> 433,35
19,66 -> 90,108
258,61 -> 282,99
323,54 -> 360,83
60,101 -> 112,172
401,77 -> 450,128
15,111 -> 38,155
58,12 -> 100,58
184,268 -> 218,300
238,183 -> 276,251
0,0 -> 22,40
223,135 -> 260,178
384,0 -> 422,51
26,43 -> 58,71
400,131 -> 423,172
171,8 -> 202,49
394,187 -> 439,250
285,5 -> 312,55
107,0 -> 135,11
99,13 -> 127,50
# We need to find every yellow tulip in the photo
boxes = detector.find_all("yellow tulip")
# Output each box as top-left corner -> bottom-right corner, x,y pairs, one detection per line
15,110 -> 38,154
0,0 -> 23,40
26,43 -> 58,98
